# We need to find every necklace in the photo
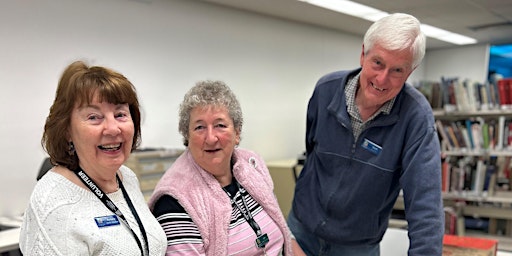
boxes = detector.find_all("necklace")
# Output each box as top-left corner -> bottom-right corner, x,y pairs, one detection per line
103,175 -> 120,193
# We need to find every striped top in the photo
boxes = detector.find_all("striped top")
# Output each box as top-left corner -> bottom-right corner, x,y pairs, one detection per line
153,180 -> 284,255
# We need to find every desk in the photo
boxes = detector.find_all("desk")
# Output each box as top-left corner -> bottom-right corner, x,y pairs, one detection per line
0,216 -> 22,253
0,227 -> 20,253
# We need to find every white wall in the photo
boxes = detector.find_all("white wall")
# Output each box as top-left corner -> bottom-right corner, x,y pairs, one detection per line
0,0 -> 363,217
423,44 -> 490,83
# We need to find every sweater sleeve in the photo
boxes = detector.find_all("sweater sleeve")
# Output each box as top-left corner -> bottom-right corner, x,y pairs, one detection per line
19,203 -> 64,256
152,195 -> 206,256
400,122 -> 444,255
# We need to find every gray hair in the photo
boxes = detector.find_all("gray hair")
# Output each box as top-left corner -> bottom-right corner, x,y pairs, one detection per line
178,80 -> 243,146
363,13 -> 426,69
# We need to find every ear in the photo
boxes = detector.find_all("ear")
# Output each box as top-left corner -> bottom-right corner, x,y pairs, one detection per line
235,128 -> 241,145
360,44 -> 365,67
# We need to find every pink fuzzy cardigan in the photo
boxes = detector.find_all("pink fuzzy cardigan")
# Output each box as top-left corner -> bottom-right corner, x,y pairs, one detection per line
148,148 -> 292,256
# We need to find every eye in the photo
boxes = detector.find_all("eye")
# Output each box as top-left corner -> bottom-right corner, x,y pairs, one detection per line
115,111 -> 130,119
87,114 -> 102,121
371,59 -> 383,69
194,125 -> 205,131
85,114 -> 103,125
390,67 -> 407,78
215,123 -> 228,128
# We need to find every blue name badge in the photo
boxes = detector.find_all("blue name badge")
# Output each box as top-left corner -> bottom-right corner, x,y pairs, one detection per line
361,138 -> 382,155
95,215 -> 120,228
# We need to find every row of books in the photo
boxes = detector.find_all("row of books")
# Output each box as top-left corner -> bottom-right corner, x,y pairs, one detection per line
436,117 -> 512,152
415,77 -> 512,112
442,155 -> 511,196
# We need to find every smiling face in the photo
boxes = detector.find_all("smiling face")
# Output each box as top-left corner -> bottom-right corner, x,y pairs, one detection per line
68,92 -> 134,179
358,44 -> 414,108
187,105 -> 240,186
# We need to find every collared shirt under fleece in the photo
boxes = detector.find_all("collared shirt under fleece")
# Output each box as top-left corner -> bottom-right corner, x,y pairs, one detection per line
291,68 -> 444,255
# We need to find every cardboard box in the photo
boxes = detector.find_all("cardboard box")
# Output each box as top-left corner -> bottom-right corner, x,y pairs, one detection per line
443,234 -> 498,256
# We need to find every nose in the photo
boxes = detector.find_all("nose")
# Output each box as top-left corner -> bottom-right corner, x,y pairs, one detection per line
103,116 -> 121,136
205,126 -> 218,144
375,69 -> 390,84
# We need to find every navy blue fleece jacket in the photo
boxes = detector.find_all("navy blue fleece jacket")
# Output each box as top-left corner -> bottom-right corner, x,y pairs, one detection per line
292,68 -> 444,255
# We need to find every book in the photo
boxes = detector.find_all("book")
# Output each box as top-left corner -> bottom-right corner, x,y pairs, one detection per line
479,83 -> 490,110
442,77 -> 458,112
455,80 -> 471,111
455,121 -> 471,150
465,119 -> 475,150
482,123 -> 490,149
496,116 -> 505,150
442,159 -> 451,192
497,79 -> 510,109
436,120 -> 454,151
465,80 -> 479,112
443,234 -> 497,256
508,122 -> 512,149
444,207 -> 458,235
452,122 -> 467,150
484,163 -> 497,194
487,120 -> 496,150
471,122 -> 482,151
431,82 -> 443,109
473,159 -> 486,195
447,125 -> 461,149
489,80 -> 500,107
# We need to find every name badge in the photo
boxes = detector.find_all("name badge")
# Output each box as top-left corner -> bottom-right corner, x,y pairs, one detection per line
255,233 -> 269,248
95,215 -> 120,228
362,138 -> 382,155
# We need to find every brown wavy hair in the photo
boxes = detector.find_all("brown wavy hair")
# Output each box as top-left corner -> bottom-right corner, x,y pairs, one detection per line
42,61 -> 141,170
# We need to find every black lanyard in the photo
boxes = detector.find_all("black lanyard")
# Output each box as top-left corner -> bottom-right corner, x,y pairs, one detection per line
223,180 -> 269,248
74,167 -> 149,256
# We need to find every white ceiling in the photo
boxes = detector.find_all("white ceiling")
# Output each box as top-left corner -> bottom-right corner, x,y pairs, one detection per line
198,0 -> 512,50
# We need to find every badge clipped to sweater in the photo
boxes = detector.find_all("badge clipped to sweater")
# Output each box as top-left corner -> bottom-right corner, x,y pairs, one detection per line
362,138 -> 382,155
95,215 -> 121,228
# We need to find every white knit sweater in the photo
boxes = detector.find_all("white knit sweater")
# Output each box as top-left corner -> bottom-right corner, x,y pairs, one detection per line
19,165 -> 166,256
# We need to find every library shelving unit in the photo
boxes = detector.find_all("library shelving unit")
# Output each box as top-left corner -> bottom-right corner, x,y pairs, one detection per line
434,108 -> 512,248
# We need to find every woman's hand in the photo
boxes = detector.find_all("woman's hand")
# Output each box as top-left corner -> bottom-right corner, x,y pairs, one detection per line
291,239 -> 306,256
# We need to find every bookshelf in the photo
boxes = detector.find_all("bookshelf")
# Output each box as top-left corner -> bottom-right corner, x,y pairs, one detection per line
434,109 -> 512,244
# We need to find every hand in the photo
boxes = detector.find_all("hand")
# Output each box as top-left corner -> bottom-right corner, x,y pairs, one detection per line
291,239 -> 306,256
